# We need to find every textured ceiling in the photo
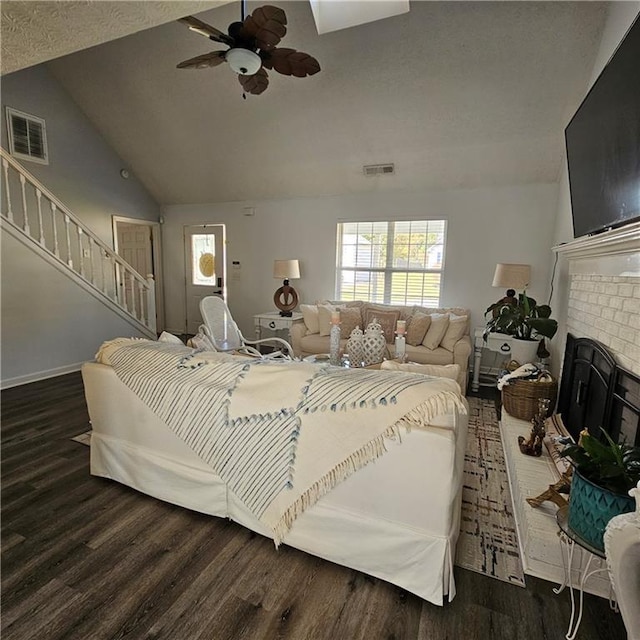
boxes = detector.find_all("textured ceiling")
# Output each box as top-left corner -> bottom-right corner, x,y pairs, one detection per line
0,0 -> 230,75
16,2 -> 609,205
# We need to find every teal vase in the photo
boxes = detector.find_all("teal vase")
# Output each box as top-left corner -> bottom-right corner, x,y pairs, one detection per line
568,470 -> 634,552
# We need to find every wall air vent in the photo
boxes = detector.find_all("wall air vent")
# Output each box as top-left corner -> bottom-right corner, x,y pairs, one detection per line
5,107 -> 48,165
363,163 -> 395,176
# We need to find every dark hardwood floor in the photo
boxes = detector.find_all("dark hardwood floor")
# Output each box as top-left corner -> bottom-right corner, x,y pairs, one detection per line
1,372 -> 627,640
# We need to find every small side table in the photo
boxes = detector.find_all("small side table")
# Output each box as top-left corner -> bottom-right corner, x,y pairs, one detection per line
471,328 -> 513,392
554,505 -> 617,640
253,311 -> 304,345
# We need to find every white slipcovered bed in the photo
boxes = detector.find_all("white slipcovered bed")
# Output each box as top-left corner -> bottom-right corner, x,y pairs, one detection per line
82,340 -> 469,605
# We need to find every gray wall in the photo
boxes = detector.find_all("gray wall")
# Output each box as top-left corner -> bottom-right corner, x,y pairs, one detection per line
548,3 -> 640,374
1,64 -> 161,387
162,182 -> 558,341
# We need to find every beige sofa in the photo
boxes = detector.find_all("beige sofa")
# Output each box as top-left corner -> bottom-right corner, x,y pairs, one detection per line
291,301 -> 472,393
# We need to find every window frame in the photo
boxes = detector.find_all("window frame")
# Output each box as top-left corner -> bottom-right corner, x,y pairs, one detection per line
335,218 -> 447,307
5,107 -> 49,165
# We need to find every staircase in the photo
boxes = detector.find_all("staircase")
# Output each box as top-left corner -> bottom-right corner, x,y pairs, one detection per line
1,148 -> 156,338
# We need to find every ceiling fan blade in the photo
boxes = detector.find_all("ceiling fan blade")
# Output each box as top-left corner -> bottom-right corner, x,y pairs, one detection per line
241,5 -> 287,51
177,51 -> 227,69
238,68 -> 269,95
266,48 -> 321,78
178,16 -> 234,46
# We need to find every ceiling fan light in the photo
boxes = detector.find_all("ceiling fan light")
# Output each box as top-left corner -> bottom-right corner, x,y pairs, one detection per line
226,48 -> 262,75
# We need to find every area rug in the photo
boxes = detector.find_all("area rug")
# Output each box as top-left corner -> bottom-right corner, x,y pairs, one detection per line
70,396 -> 525,586
455,396 -> 526,587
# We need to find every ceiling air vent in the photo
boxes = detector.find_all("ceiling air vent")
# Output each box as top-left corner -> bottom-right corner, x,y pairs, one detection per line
363,163 -> 395,176
5,107 -> 48,165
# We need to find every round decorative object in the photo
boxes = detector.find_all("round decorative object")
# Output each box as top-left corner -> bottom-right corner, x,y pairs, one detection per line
346,326 -> 364,367
273,283 -> 299,315
362,318 -> 387,366
199,252 -> 215,278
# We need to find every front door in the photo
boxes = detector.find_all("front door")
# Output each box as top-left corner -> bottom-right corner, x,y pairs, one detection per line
184,224 -> 225,335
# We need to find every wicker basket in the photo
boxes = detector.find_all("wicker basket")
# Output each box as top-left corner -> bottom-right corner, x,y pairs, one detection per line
502,377 -> 558,421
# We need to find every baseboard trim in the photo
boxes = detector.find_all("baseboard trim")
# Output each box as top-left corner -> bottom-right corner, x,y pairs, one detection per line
1,362 -> 85,390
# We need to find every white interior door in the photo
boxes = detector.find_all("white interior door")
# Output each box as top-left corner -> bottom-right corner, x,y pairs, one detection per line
184,224 -> 225,335
113,217 -> 164,332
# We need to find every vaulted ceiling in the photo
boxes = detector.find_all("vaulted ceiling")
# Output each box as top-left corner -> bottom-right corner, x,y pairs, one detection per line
4,1 -> 608,205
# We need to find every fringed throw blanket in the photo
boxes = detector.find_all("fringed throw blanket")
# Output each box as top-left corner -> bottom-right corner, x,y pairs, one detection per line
97,339 -> 467,544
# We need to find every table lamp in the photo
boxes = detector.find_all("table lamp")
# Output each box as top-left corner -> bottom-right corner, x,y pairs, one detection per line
273,259 -> 300,317
492,263 -> 531,305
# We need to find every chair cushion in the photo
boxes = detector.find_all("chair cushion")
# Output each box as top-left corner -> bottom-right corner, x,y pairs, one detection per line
405,345 -> 454,365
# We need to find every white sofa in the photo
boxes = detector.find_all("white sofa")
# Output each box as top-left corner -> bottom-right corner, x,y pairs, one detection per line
82,340 -> 470,605
291,301 -> 472,393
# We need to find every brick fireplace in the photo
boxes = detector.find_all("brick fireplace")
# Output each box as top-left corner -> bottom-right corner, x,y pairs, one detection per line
556,221 -> 640,378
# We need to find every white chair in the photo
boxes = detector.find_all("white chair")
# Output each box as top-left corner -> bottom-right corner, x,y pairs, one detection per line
604,481 -> 640,640
198,296 -> 294,359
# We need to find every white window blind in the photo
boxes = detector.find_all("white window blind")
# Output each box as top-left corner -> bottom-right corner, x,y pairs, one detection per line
6,107 -> 48,164
336,220 -> 446,306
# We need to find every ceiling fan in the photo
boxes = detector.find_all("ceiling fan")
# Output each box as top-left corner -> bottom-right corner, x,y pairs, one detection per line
176,2 -> 320,96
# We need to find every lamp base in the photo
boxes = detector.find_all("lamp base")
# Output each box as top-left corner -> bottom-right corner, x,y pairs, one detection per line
279,310 -> 293,317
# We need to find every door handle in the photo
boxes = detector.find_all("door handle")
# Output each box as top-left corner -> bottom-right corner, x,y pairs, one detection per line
217,277 -> 222,288
213,290 -> 222,295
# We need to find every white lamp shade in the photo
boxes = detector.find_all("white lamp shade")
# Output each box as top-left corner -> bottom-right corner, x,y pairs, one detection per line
273,259 -> 300,280
492,263 -> 530,290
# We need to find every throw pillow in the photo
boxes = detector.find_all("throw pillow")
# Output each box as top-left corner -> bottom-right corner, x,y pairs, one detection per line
380,360 -> 461,382
300,304 -> 319,334
406,312 -> 431,346
317,304 -> 336,336
337,306 -> 362,337
440,314 -> 468,351
422,313 -> 450,350
363,308 -> 400,344
158,331 -> 184,344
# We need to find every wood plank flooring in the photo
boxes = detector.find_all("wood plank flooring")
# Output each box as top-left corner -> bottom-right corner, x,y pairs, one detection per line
1,373 -> 628,640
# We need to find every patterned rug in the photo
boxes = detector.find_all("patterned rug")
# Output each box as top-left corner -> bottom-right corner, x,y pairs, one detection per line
455,396 -> 526,587
71,396 -> 525,586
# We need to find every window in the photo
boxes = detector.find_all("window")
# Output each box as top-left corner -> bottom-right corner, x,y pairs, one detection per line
5,107 -> 48,164
336,220 -> 446,306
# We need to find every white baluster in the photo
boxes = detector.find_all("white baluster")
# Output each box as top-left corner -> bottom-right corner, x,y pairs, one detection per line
19,174 -> 30,235
64,214 -> 72,268
35,189 -> 45,245
2,158 -> 14,222
78,228 -> 85,277
88,239 -> 95,285
129,271 -> 137,317
51,203 -> 60,257
146,274 -> 157,333
101,248 -> 107,294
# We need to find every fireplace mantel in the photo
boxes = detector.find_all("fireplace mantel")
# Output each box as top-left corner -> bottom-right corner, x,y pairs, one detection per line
553,221 -> 640,277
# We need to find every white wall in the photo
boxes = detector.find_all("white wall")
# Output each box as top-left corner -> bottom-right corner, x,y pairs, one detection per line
162,183 -> 558,339
1,65 -> 161,385
549,3 -> 640,372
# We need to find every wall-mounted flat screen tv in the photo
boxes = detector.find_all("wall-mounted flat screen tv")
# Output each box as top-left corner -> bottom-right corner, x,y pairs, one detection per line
565,16 -> 640,239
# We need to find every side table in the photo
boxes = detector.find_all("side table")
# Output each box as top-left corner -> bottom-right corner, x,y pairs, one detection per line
471,328 -> 512,392
554,505 -> 617,640
253,312 -> 304,345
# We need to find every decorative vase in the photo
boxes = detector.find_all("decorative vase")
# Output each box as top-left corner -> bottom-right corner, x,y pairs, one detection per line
346,326 -> 364,367
568,469 -> 635,552
510,338 -> 539,366
394,334 -> 406,362
362,318 -> 387,366
329,323 -> 341,366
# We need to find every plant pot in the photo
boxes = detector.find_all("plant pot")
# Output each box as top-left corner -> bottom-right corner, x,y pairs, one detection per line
509,338 -> 539,366
568,469 -> 635,552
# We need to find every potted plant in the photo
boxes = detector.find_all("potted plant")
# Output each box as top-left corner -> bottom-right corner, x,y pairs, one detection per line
484,292 -> 558,364
560,429 -> 640,551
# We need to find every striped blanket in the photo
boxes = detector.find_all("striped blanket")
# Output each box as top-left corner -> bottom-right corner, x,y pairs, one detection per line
96,339 -> 467,544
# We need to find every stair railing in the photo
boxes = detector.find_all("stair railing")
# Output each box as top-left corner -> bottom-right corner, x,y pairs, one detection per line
1,147 -> 156,335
